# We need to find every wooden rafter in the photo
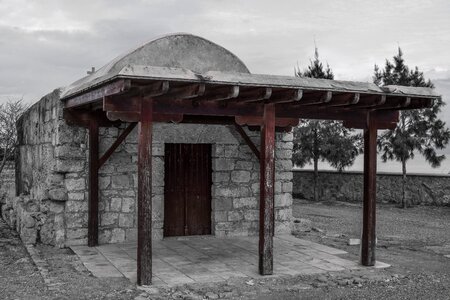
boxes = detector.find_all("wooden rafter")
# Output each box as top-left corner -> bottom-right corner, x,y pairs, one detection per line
98,122 -> 137,168
233,122 -> 260,159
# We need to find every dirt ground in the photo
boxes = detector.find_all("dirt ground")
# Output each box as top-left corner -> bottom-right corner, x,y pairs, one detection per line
1,199 -> 450,299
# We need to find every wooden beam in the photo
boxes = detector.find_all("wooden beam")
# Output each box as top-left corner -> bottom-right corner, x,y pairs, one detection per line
259,103 -> 275,275
343,110 -> 399,129
194,85 -> 239,102
233,122 -> 260,159
344,94 -> 386,109
361,112 -> 377,266
137,97 -> 153,285
154,83 -> 205,101
65,79 -> 131,109
64,109 -> 121,127
88,119 -> 99,247
98,123 -> 137,168
106,111 -> 183,123
268,88 -> 303,104
234,87 -> 272,103
298,90 -> 332,105
235,116 -> 299,127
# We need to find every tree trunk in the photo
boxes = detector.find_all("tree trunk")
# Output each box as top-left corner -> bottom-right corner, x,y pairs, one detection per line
401,159 -> 407,208
313,157 -> 319,201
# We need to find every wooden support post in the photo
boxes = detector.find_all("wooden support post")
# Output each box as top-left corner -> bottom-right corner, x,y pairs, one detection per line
137,97 -> 153,285
259,103 -> 275,275
88,119 -> 99,247
361,114 -> 377,266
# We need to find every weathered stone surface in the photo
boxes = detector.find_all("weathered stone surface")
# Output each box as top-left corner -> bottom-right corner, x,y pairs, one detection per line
48,188 -> 68,201
119,213 -> 134,227
65,178 -> 86,192
233,197 -> 257,209
101,212 -> 118,226
110,198 -> 122,212
214,158 -> 236,171
231,170 -> 251,183
111,175 -> 131,189
15,92 -> 295,246
122,197 -> 135,213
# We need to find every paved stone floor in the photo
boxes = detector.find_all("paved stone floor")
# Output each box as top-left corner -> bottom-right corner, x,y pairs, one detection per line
71,235 -> 389,286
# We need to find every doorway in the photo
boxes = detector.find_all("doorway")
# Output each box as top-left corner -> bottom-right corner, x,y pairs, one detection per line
163,143 -> 212,237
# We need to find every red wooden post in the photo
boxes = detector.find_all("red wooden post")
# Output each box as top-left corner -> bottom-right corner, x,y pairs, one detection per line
259,103 -> 275,275
137,97 -> 153,285
361,114 -> 377,266
88,119 -> 99,247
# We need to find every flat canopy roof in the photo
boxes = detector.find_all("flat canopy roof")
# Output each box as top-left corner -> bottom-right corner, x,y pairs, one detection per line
62,33 -> 438,130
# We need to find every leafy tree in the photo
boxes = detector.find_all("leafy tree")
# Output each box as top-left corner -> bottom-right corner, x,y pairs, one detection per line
374,48 -> 450,208
293,48 -> 362,201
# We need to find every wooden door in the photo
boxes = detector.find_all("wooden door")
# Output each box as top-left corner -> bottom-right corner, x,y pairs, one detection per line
164,143 -> 212,237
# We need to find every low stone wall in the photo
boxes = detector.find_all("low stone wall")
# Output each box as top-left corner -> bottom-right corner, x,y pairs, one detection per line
293,170 -> 450,206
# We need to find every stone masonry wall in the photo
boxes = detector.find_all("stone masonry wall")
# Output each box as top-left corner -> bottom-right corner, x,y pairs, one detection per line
293,170 -> 450,206
6,88 -> 293,246
2,89 -> 88,247
91,123 -> 294,244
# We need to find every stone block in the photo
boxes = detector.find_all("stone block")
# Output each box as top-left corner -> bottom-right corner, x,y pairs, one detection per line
214,211 -> 228,222
282,182 -> 293,193
66,213 -> 88,228
67,192 -> 85,201
111,175 -> 131,189
228,211 -> 242,221
276,160 -> 293,171
244,210 -> 259,221
276,149 -> 293,159
119,213 -> 134,228
66,200 -> 88,212
224,145 -> 239,157
214,186 -> 251,198
233,197 -> 257,209
49,201 -> 65,214
122,197 -> 135,213
231,170 -> 251,183
275,193 -> 293,207
55,144 -> 85,159
45,173 -> 64,186
99,176 -> 111,189
213,172 -> 230,183
235,161 -> 253,170
110,228 -> 125,243
110,198 -> 122,212
276,208 -> 292,221
66,228 -> 88,240
48,187 -> 68,201
55,159 -> 85,173
278,172 -> 293,181
100,212 -> 118,226
213,158 -> 235,171
65,178 -> 86,192
214,197 -> 233,211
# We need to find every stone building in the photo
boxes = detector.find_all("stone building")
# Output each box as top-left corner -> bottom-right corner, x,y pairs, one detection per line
2,34 -> 294,247
1,33 -> 436,284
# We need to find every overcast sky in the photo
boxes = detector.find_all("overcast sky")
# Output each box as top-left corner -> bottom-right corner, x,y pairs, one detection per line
1,0 -> 450,173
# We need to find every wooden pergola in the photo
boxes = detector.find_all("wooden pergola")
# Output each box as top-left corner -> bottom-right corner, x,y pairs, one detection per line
61,64 -> 438,285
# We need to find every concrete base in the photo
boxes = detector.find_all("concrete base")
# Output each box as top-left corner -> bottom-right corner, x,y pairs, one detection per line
71,235 -> 390,286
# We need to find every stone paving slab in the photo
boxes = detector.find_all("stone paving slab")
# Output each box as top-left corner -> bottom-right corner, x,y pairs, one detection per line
71,235 -> 390,286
